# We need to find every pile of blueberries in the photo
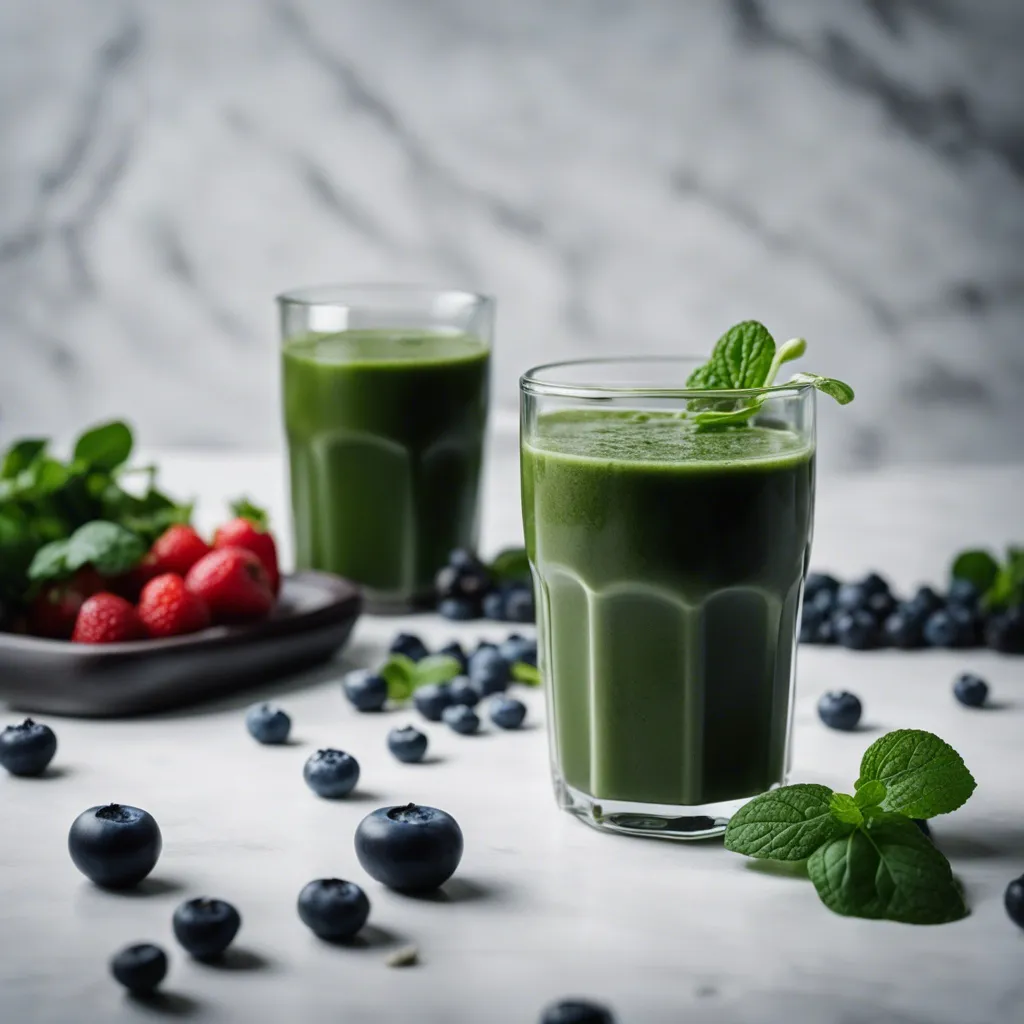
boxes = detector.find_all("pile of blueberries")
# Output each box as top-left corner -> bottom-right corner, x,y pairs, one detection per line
434,549 -> 535,623
801,571 -> 1024,653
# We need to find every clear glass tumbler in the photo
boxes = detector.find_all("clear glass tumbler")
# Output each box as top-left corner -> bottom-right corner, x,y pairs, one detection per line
520,358 -> 816,839
279,285 -> 494,612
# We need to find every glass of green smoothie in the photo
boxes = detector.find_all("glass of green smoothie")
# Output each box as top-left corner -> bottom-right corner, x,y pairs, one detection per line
521,356 -> 819,840
279,285 -> 494,612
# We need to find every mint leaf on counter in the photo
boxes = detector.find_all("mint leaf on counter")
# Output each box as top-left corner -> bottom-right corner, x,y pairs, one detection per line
379,654 -> 418,701
511,661 -> 541,686
724,784 -> 848,861
950,549 -> 1000,593
856,729 -> 976,819
412,655 -> 463,687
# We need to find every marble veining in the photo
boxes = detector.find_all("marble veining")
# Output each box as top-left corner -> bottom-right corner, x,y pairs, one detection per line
1,0 -> 1022,467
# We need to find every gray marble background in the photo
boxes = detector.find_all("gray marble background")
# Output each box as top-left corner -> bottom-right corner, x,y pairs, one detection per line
1,0 -> 1022,468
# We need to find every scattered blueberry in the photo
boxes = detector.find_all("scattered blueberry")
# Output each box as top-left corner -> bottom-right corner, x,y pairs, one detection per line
884,610 -> 925,649
482,590 -> 507,620
304,749 -> 360,799
343,670 -> 388,712
110,943 -> 168,995
390,633 -> 429,663
865,590 -> 896,620
297,879 -> 370,942
469,646 -> 511,690
540,999 -> 616,1024
953,672 -> 988,708
490,696 -> 527,730
923,610 -> 960,648
834,582 -> 867,613
435,551 -> 492,609
907,585 -> 944,617
245,703 -> 291,744
68,804 -> 162,889
355,803 -> 464,892
986,607 -> 1024,653
388,726 -> 428,764
447,676 -> 480,707
814,618 -> 836,645
442,704 -> 480,735
500,634 -> 536,665
438,641 -> 468,672
807,587 -> 837,616
860,572 -> 890,597
0,718 -> 57,777
414,683 -> 453,722
817,691 -> 862,731
439,597 -> 480,621
804,572 -> 840,601
834,610 -> 881,650
947,578 -> 981,607
504,585 -> 536,623
1005,875 -> 1024,930
172,898 -> 241,959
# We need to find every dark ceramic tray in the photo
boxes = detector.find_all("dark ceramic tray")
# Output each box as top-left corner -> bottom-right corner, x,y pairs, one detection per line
0,572 -> 362,718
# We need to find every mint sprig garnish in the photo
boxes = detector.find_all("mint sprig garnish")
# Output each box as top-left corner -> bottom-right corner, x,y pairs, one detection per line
378,653 -> 463,701
951,546 -> 1024,611
686,321 -> 854,429
725,729 -> 974,924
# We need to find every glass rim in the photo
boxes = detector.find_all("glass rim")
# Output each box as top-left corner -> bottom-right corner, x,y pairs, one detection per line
520,356 -> 816,400
276,282 -> 494,308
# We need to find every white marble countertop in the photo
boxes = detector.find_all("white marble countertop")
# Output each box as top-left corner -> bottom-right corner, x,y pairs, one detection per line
2,439 -> 1023,1024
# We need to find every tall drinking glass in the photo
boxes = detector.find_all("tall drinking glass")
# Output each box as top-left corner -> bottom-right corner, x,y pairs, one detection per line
280,285 -> 494,612
520,359 -> 816,839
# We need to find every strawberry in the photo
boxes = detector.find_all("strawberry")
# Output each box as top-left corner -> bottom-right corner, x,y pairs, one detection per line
71,593 -> 146,644
105,553 -> 161,602
185,547 -> 273,623
149,525 -> 211,578
28,568 -> 106,639
214,517 -> 280,595
138,573 -> 211,639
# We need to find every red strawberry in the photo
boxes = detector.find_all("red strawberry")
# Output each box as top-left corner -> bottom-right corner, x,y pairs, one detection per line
71,593 -> 146,644
213,518 -> 280,595
149,525 -> 211,577
138,573 -> 211,639
185,547 -> 273,623
106,553 -> 161,602
28,568 -> 106,639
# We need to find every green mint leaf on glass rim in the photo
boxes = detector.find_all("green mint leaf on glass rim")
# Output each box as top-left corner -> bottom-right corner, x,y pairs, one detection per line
379,654 -> 418,701
829,793 -> 863,827
787,372 -> 855,405
412,655 -> 463,688
724,784 -> 849,861
950,549 -> 999,593
686,320 -> 776,390
73,421 -> 133,472
511,661 -> 541,686
854,780 -> 887,810
856,729 -> 976,819
807,816 -> 967,924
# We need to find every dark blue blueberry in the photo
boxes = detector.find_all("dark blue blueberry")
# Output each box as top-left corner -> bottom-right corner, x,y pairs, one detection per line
923,610 -> 960,648
804,572 -> 840,602
245,703 -> 291,744
438,641 -> 468,672
297,878 -> 370,942
814,617 -> 836,645
469,646 -> 511,687
490,696 -> 527,730
343,670 -> 388,712
414,683 -> 454,721
442,704 -> 480,735
860,572 -> 890,598
807,587 -> 837,616
883,610 -> 925,649
986,607 -> 1024,653
482,590 -> 507,620
835,582 -> 868,613
500,633 -> 537,665
833,610 -> 881,650
865,590 -> 897,620
354,803 -> 464,892
948,605 -> 980,647
953,672 -> 988,708
110,943 -> 168,995
448,548 -> 478,571
388,726 -> 428,764
436,552 -> 491,601
390,633 -> 429,663
0,718 -> 57,777
172,898 -> 241,959
68,804 -> 162,889
947,578 -> 981,607
447,676 -> 480,707
439,596 -> 480,621
1005,875 -> 1024,930
817,691 -> 862,731
304,749 -> 360,799
504,586 -> 536,623
907,585 -> 944,617
540,999 -> 616,1024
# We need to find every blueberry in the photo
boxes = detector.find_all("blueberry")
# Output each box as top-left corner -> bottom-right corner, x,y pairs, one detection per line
804,572 -> 840,602
817,691 -> 862,731
907,585 -> 944,617
985,607 -> 1024,653
883,610 -> 925,649
172,898 -> 241,959
1005,875 -> 1024,930
490,696 -> 527,730
923,610 -> 959,648
438,641 -> 468,672
833,610 -> 881,650
447,676 -> 480,707
835,582 -> 868,613
436,552 -> 491,600
297,878 -> 370,942
860,572 -> 890,598
947,578 -> 981,607
807,587 -> 837,616
304,749 -> 360,798
354,803 -> 464,892
504,585 -> 536,623
245,703 -> 291,744
469,646 -> 511,687
388,726 -> 428,764
414,683 -> 453,722
814,617 -> 836,645
343,670 -> 388,712
448,548 -> 478,570
439,596 -> 480,621
499,633 -> 535,665
390,633 -> 429,663
540,999 -> 616,1024
0,718 -> 57,777
482,590 -> 507,620
953,672 -> 988,708
68,804 -> 162,889
110,943 -> 168,995
442,704 -> 480,735
865,590 -> 896,620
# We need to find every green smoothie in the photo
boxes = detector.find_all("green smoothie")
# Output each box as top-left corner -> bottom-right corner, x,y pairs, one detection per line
283,329 -> 489,608
522,410 -> 814,807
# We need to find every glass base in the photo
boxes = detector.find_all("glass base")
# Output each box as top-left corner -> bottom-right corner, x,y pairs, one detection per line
555,775 -> 747,841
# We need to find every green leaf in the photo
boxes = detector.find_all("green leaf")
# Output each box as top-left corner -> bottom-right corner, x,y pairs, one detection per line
73,421 -> 133,472
687,320 -> 776,390
807,817 -> 967,924
788,372 -> 855,405
829,793 -> 863,827
28,539 -> 72,582
856,729 -> 976,820
413,655 -> 463,687
724,784 -> 850,861
854,780 -> 887,810
230,496 -> 269,531
379,654 -> 418,701
1,439 -> 47,480
63,521 -> 145,576
950,549 -> 999,593
764,337 -> 807,386
490,547 -> 530,583
511,661 -> 541,686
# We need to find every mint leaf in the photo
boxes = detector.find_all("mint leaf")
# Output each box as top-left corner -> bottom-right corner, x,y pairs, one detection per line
413,655 -> 463,687
490,547 -> 530,583
854,780 -> 886,810
73,421 -> 133,472
230,496 -> 269,531
379,654 -> 418,701
687,320 -> 776,390
950,549 -> 999,593
724,784 -> 849,861
788,372 -> 855,405
829,793 -> 863,827
511,661 -> 541,686
1,439 -> 47,480
856,729 -> 976,819
764,337 -> 806,386
67,521 -> 146,576
807,816 -> 967,924
27,539 -> 72,582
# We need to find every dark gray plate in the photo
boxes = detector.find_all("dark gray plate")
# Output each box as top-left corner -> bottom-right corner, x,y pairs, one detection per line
0,571 -> 362,718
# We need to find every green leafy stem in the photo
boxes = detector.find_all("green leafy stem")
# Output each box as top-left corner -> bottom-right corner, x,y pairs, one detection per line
950,546 -> 1024,611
